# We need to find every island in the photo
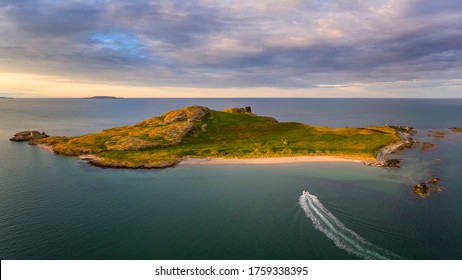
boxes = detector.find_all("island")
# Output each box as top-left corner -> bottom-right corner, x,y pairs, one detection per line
83,96 -> 123,99
10,131 -> 49,142
12,106 -> 407,169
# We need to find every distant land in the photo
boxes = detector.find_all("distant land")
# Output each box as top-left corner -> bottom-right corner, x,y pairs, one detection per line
83,96 -> 123,99
0,97 -> 13,99
10,106 -> 406,169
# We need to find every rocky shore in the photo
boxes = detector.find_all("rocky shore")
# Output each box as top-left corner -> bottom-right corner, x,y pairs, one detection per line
79,154 -> 181,169
9,131 -> 49,144
367,125 -> 417,168
449,127 -> 462,133
414,177 -> 443,197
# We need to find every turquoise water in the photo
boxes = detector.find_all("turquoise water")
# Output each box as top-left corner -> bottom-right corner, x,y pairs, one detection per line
0,99 -> 461,259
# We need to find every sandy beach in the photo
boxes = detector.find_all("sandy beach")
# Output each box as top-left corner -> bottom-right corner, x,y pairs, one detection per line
36,143 -> 54,153
35,142 -> 372,167
179,156 -> 364,165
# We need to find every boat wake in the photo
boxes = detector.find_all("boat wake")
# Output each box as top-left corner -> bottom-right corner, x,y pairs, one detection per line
299,193 -> 401,260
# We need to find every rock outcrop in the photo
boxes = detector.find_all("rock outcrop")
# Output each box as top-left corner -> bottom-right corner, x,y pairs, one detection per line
10,131 -> 49,143
414,183 -> 429,197
369,125 -> 417,168
222,107 -> 254,115
414,177 -> 443,197
449,127 -> 462,133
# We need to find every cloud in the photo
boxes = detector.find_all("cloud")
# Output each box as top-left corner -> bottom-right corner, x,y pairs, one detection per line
0,0 -> 461,96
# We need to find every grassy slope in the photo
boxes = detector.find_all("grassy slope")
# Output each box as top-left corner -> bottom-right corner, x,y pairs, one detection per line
59,108 -> 400,168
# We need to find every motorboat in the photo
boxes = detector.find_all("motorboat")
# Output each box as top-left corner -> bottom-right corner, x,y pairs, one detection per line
302,190 -> 309,196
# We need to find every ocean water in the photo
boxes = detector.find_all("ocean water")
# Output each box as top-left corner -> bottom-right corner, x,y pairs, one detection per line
0,98 -> 461,259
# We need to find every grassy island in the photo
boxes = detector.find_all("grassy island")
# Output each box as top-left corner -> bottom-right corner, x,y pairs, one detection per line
36,106 -> 400,168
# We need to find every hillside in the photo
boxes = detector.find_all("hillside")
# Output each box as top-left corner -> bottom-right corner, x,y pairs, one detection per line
35,106 -> 400,168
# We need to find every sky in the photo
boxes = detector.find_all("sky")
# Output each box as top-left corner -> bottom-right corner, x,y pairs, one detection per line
0,0 -> 461,98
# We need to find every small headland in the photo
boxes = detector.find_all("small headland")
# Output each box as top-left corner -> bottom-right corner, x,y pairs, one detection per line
10,131 -> 49,144
367,125 -> 417,168
83,96 -> 123,99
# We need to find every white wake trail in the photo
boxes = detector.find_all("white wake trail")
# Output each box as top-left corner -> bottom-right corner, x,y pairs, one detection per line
299,193 -> 400,260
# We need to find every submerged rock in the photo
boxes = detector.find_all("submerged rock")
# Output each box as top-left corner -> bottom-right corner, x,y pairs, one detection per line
428,130 -> 449,139
430,177 -> 441,185
421,142 -> 436,151
10,131 -> 49,142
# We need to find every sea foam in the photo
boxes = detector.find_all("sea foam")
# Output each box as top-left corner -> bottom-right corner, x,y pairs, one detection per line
299,193 -> 401,260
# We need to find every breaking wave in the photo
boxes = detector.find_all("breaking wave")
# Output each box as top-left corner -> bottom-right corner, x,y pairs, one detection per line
299,193 -> 401,259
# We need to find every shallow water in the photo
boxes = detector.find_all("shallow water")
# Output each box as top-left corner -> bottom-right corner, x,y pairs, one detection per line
0,98 -> 461,259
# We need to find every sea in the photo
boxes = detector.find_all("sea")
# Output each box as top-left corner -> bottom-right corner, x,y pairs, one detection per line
0,98 -> 461,260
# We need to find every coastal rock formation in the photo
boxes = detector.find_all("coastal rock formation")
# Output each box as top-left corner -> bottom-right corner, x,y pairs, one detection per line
368,125 -> 416,168
222,107 -> 255,115
449,127 -> 462,133
384,159 -> 401,168
414,177 -> 443,197
414,183 -> 429,196
430,177 -> 441,185
10,131 -> 49,142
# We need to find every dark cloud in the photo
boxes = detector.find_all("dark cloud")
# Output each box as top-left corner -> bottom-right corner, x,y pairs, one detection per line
405,0 -> 462,16
0,0 -> 461,91
3,0 -> 105,36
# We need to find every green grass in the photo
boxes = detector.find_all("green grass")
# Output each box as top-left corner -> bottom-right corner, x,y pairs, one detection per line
38,106 -> 400,168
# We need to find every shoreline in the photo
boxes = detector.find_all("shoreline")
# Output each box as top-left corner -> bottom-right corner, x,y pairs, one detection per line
33,138 -> 410,168
33,143 -> 385,167
36,143 -> 54,153
33,141 -> 400,168
179,156 -> 364,165
34,143 -> 367,166
368,127 -> 416,167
